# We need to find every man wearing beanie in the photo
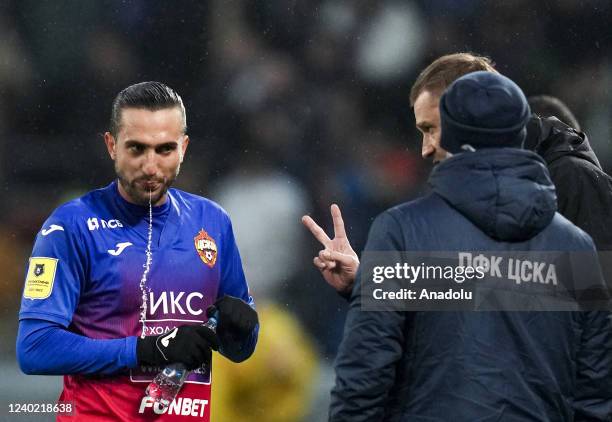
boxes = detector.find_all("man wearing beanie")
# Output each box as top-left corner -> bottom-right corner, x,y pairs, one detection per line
328,72 -> 612,421
439,71 -> 531,154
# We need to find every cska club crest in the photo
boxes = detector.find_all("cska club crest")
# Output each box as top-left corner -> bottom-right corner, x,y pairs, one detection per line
194,229 -> 218,268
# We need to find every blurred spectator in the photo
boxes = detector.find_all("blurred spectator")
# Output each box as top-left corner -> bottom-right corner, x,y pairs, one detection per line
355,2 -> 426,84
211,168 -> 310,299
528,95 -> 581,130
211,303 -> 319,422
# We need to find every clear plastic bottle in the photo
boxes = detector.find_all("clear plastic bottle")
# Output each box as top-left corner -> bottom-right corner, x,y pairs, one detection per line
144,314 -> 218,409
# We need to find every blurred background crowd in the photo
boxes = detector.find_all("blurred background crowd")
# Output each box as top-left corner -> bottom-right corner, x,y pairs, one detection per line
0,1 -> 610,420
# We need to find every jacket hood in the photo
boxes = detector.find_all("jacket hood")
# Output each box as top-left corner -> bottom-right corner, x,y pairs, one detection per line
429,148 -> 557,242
524,116 -> 601,169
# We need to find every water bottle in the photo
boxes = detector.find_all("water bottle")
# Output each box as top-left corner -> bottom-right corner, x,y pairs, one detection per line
144,312 -> 218,409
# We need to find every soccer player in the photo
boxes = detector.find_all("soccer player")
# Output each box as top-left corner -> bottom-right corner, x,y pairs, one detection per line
17,82 -> 259,421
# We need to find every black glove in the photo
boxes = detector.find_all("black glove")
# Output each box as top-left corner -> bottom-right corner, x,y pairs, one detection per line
136,324 -> 219,370
207,295 -> 258,340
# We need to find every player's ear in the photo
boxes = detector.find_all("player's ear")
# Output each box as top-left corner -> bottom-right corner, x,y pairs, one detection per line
179,135 -> 189,163
104,132 -> 117,160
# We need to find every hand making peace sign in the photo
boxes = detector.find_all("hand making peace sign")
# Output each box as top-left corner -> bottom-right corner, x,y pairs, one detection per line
301,204 -> 359,297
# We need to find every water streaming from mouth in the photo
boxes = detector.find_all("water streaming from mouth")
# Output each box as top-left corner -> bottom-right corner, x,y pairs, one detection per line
138,190 -> 154,338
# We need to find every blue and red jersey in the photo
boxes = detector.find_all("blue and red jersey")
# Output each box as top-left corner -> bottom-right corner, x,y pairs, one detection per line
18,181 -> 257,421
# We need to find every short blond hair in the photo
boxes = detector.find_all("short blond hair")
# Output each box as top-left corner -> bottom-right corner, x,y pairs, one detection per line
409,53 -> 497,106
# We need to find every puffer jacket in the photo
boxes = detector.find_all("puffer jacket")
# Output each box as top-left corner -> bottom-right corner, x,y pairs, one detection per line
330,148 -> 612,421
526,116 -> 612,249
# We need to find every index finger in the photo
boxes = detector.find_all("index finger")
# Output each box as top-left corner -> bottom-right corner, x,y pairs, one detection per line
302,215 -> 331,247
330,204 -> 347,238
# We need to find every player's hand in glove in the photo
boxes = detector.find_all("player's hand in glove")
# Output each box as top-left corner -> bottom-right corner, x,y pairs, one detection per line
207,295 -> 258,340
136,324 -> 220,370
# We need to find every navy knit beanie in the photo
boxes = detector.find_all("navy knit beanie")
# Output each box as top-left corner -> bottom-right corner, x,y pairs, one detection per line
440,71 -> 531,154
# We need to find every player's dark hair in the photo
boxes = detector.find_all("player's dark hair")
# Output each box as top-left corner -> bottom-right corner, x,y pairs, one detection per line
527,95 -> 580,131
109,81 -> 187,137
410,53 -> 498,106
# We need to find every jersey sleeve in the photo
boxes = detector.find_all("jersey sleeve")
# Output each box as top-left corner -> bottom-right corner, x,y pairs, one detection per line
216,215 -> 251,304
19,211 -> 87,327
17,319 -> 137,375
215,213 -> 258,362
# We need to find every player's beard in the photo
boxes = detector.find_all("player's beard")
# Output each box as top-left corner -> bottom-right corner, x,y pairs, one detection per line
115,163 -> 181,206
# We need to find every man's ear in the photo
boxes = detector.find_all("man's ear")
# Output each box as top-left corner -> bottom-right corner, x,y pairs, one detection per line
180,135 -> 190,163
104,132 -> 117,160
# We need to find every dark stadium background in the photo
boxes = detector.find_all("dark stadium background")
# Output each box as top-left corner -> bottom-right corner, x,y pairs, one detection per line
0,1 -> 610,420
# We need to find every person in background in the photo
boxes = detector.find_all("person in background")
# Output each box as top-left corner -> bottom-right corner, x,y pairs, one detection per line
211,303 -> 318,422
526,94 -> 612,249
528,95 -> 581,130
